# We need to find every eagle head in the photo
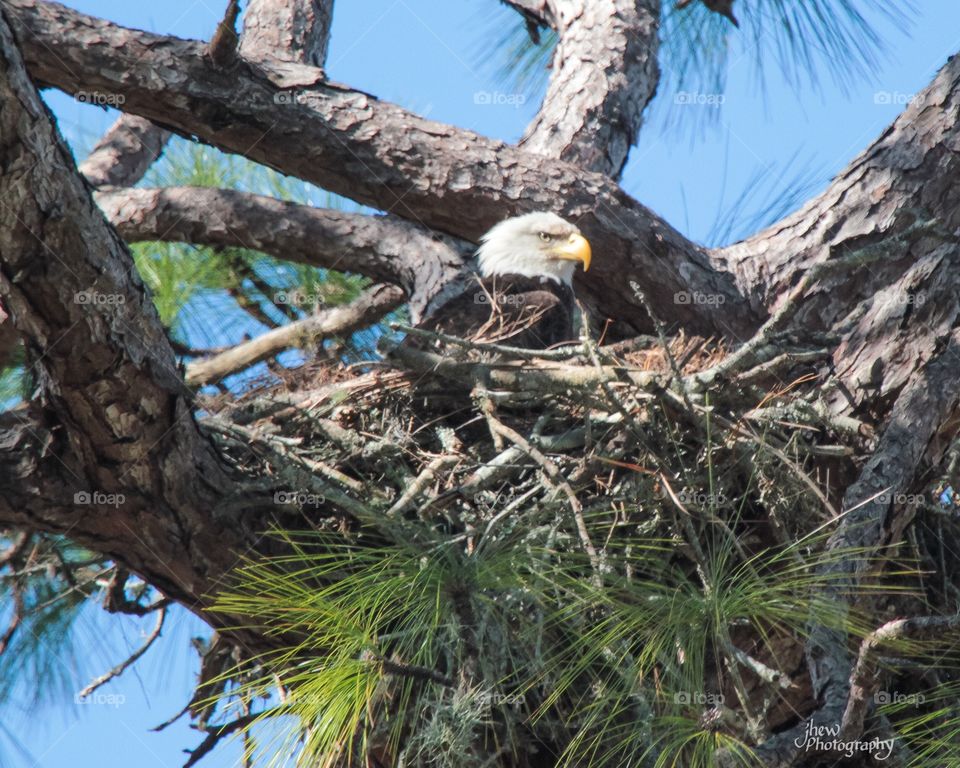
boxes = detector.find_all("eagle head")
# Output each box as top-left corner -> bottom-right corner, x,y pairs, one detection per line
476,212 -> 592,285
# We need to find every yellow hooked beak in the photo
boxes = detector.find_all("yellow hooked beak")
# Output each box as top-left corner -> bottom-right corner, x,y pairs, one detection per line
550,232 -> 592,272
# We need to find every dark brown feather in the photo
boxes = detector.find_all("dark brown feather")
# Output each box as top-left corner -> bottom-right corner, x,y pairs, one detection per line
413,273 -> 576,350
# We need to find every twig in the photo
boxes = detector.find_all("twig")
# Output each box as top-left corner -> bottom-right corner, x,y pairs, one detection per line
184,711 -> 274,768
104,566 -> 169,615
386,455 -> 460,518
392,323 -> 586,361
475,485 -> 542,553
390,344 -> 661,395
483,412 -> 600,574
203,415 -> 373,517
207,0 -> 242,69
0,582 -> 24,654
188,285 -> 403,386
77,606 -> 166,699
629,281 -> 695,411
843,612 -> 960,739
0,531 -> 30,567
365,652 -> 455,687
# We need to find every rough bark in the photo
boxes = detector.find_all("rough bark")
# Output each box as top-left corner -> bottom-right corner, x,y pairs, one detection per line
2,2 -> 960,763
94,186 -> 470,320
1,0 -> 757,340
716,54 -> 960,414
736,330 -> 960,767
0,7 -> 245,614
239,0 -> 333,67
78,114 -> 171,188
520,0 -> 660,177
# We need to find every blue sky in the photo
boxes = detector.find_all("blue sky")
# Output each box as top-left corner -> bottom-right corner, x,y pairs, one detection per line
9,1 -> 960,767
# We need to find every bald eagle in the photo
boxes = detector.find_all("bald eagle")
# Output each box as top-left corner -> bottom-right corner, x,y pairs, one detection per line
417,212 -> 592,350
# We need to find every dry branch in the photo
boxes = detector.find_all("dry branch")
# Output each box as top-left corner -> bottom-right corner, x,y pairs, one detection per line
185,284 -> 403,386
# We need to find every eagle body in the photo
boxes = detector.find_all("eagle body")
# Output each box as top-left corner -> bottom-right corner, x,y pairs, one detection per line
421,272 -> 576,349
413,212 -> 591,351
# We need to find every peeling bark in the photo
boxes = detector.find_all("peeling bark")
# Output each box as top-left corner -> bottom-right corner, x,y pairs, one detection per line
240,0 -> 333,67
521,0 -> 660,177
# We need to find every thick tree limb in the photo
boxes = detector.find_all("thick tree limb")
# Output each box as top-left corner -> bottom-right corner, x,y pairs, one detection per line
94,186 -> 469,320
240,0 -> 333,67
2,0 -> 756,340
743,331 -> 960,767
9,0 -> 960,357
78,115 -> 171,189
0,8 -> 244,613
520,0 -> 661,177
185,284 -> 404,386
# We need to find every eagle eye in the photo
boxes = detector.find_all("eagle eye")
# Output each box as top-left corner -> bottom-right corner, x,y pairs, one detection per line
538,231 -> 553,242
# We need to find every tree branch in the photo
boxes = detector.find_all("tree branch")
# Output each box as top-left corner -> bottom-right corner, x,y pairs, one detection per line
520,0 -> 661,177
78,115 -> 171,189
0,7 -> 245,613
743,330 -> 960,767
240,0 -> 333,67
185,284 -> 404,386
843,613 -> 960,739
94,186 -> 468,320
208,0 -> 242,69
77,605 -> 167,699
3,0 -> 756,339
